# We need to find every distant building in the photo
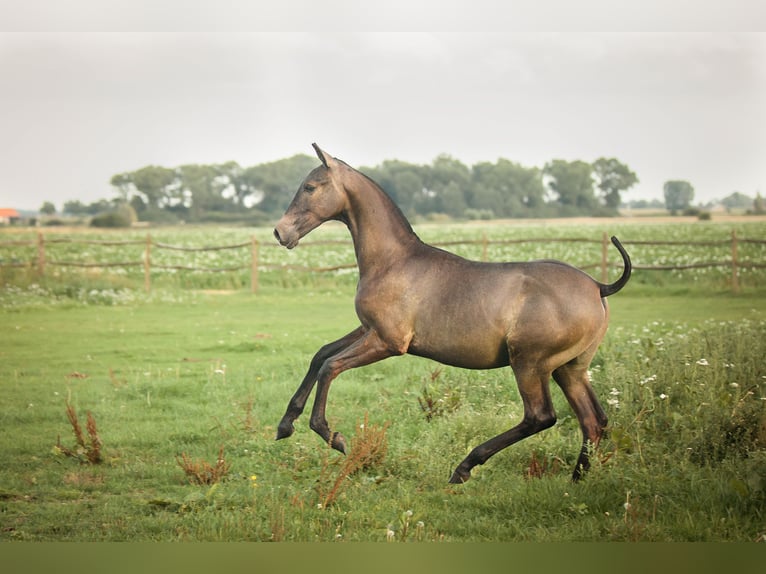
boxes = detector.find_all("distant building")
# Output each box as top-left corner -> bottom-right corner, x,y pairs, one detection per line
0,208 -> 21,225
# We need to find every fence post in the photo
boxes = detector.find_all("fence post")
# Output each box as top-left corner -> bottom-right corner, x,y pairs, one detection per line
144,233 -> 152,293
36,232 -> 45,277
731,229 -> 740,294
600,232 -> 609,283
251,237 -> 259,294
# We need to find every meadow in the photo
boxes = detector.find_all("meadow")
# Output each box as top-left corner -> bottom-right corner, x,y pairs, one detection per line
0,219 -> 764,542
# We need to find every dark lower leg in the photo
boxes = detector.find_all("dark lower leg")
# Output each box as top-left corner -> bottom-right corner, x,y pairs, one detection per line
308,330 -> 395,453
276,327 -> 365,440
450,369 -> 556,484
448,413 -> 556,484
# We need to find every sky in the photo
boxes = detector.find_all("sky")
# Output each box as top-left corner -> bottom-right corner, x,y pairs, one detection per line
1,2 -> 765,211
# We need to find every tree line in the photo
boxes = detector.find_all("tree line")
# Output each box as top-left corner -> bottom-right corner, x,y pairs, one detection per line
56,154 -> 639,224
55,153 -> 762,226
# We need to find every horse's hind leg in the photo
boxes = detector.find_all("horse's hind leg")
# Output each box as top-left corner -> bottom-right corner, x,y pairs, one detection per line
552,362 -> 608,481
276,326 -> 366,441
449,367 -> 557,484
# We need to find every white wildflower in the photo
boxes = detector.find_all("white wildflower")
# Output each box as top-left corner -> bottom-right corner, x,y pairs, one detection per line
639,374 -> 657,386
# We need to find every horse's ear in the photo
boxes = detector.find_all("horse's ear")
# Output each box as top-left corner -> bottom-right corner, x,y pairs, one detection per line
312,143 -> 334,169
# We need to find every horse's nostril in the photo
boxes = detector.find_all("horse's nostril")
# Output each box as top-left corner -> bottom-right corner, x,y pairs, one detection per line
273,228 -> 281,243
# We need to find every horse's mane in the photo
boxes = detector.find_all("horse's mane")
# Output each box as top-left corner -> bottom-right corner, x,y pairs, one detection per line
338,159 -> 417,236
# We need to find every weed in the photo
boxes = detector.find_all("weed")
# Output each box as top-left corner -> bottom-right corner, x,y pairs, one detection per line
54,403 -> 102,464
176,445 -> 231,485
417,369 -> 461,421
525,450 -> 563,479
317,413 -> 389,508
269,505 -> 286,542
611,490 -> 661,541
241,396 -> 255,432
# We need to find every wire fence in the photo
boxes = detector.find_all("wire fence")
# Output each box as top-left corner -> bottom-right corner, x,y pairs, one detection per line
1,231 -> 765,293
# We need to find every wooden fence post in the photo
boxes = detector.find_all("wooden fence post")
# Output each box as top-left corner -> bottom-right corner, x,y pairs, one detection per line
144,233 -> 152,293
251,237 -> 259,294
601,232 -> 609,283
36,232 -> 45,277
731,229 -> 740,294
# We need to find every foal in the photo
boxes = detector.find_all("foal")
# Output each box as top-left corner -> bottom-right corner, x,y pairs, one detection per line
274,144 -> 631,483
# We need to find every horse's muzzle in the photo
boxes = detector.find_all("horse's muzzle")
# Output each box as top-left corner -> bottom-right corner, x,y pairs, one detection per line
273,226 -> 298,249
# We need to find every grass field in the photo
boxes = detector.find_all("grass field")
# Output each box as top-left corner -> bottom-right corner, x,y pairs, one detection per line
1,220 -> 765,541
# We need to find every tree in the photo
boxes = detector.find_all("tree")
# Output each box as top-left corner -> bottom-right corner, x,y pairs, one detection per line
663,180 -> 695,214
216,161 -> 250,207
241,154 -> 317,215
471,159 -> 545,217
437,181 -> 467,217
543,160 -> 596,211
130,166 -> 179,209
592,158 -> 638,209
110,173 -> 134,202
720,191 -> 753,210
425,155 -> 471,216
752,193 -> 765,215
40,201 -> 56,215
178,164 -> 228,219
63,200 -> 88,215
360,160 -> 427,216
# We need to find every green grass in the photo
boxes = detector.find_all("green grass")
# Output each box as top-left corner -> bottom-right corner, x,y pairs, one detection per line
1,220 -> 764,541
1,283 -> 764,541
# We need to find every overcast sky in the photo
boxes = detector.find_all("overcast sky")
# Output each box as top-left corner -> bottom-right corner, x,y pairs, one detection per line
1,3 -> 765,211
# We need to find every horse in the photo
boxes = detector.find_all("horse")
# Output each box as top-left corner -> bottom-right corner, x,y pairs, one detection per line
273,144 -> 631,483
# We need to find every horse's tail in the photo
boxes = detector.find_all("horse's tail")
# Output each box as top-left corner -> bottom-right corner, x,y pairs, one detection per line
598,236 -> 631,298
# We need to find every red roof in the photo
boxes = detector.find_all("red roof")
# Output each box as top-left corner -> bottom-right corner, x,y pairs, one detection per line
0,208 -> 20,217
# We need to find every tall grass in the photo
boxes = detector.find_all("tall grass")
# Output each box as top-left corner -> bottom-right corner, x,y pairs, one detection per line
0,286 -> 763,541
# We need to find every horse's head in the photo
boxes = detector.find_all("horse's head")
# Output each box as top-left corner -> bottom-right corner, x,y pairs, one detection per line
274,143 -> 348,249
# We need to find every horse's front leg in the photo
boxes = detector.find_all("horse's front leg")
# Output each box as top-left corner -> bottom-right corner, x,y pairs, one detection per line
309,329 -> 398,454
276,326 -> 366,441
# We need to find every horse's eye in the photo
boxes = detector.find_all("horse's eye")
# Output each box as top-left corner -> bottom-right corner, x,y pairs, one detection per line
304,184 -> 316,193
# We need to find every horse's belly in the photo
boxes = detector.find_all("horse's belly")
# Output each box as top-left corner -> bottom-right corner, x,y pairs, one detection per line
407,328 -> 510,369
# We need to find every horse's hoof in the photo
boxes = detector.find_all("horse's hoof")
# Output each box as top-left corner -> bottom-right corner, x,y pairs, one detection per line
331,431 -> 347,454
275,420 -> 295,440
448,468 -> 471,484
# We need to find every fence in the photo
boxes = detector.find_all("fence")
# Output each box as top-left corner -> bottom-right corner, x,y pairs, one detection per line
1,231 -> 765,294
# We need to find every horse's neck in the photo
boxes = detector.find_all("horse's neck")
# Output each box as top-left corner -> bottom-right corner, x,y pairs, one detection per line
343,173 -> 417,273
